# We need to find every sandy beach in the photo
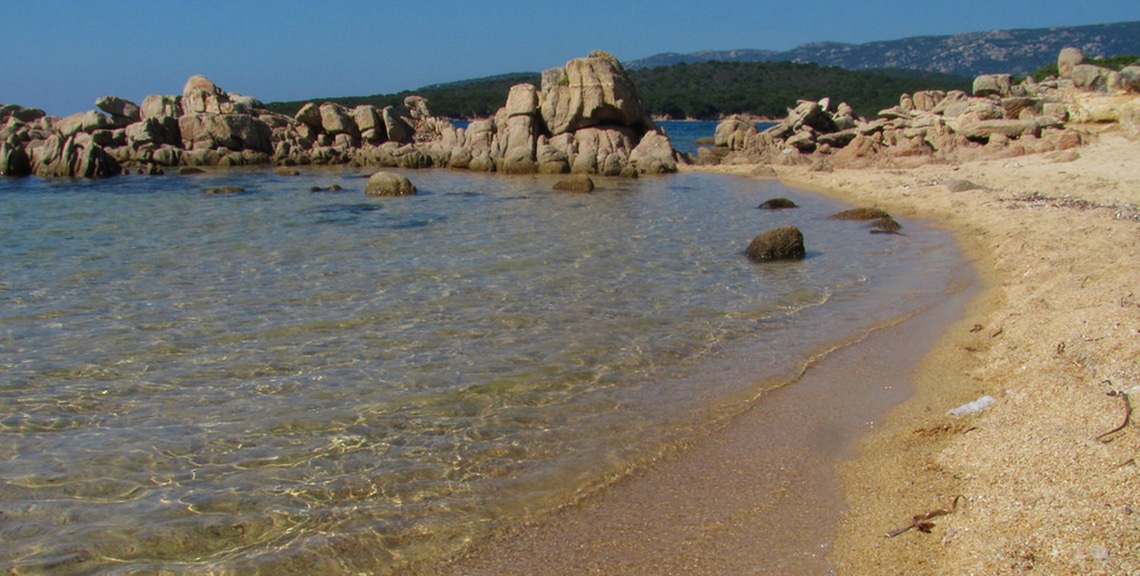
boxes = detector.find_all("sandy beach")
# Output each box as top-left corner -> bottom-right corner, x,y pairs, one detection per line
781,128 -> 1140,574
441,126 -> 1139,574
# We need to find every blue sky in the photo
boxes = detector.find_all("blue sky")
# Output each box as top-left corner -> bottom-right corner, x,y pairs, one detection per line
3,1 -> 1139,116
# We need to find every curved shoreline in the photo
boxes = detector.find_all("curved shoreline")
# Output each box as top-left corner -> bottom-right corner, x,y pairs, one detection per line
441,260 -> 976,576
438,172 -> 976,575
441,130 -> 1140,574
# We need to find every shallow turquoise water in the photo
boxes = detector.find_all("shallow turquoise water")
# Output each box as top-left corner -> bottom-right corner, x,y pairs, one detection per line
0,168 -> 961,574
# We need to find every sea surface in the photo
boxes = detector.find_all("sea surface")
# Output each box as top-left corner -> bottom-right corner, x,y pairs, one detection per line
0,165 -> 961,574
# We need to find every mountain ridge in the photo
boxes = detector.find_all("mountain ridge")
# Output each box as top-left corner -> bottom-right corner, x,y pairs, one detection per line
624,21 -> 1140,78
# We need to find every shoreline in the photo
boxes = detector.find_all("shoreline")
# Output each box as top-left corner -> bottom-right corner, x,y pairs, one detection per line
442,129 -> 1139,574
441,259 -> 977,575
437,165 -> 976,575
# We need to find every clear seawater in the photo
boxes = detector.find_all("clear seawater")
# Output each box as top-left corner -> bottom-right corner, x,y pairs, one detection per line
0,167 -> 961,574
657,120 -> 776,155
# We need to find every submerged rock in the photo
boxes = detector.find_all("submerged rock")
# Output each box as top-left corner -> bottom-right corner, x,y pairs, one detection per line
552,175 -> 595,192
870,216 -> 903,234
205,186 -> 245,194
757,198 -> 797,209
829,207 -> 891,220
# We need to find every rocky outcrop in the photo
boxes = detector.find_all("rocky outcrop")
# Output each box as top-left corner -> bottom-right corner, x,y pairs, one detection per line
704,48 -> 1137,169
541,51 -> 650,135
0,51 -> 677,179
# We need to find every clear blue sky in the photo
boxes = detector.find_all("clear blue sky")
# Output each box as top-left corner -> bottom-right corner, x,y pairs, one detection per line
4,1 -> 1139,116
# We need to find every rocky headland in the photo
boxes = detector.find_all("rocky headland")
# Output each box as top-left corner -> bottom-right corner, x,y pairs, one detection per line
705,47 -> 1140,169
0,51 -> 677,179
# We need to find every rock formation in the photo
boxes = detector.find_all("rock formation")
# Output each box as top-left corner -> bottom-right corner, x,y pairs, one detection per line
0,51 -> 677,179
704,48 -> 1140,169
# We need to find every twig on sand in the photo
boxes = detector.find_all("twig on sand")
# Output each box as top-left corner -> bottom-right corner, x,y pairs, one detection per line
887,495 -> 963,538
1096,385 -> 1133,443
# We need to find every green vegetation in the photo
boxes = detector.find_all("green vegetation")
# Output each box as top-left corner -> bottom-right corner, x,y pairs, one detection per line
631,61 -> 970,119
266,61 -> 972,121
1028,55 -> 1140,81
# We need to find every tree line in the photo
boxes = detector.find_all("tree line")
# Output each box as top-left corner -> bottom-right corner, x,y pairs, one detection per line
265,61 -> 976,121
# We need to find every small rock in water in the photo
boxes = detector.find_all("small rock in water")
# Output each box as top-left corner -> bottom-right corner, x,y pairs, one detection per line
365,172 -> 416,196
552,175 -> 595,192
746,226 -> 806,262
870,216 -> 903,234
829,207 -> 891,220
205,186 -> 245,195
757,198 -> 797,209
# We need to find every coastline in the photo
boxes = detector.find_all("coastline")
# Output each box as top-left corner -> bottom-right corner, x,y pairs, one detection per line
775,129 -> 1140,574
442,129 -> 1139,575
441,253 -> 976,575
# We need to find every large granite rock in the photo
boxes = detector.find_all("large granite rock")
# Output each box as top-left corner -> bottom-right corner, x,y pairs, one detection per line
629,130 -> 678,174
1057,47 -> 1086,78
0,104 -> 46,124
140,95 -> 182,120
319,102 -> 359,138
540,51 -> 649,135
1070,64 -> 1120,93
0,141 -> 31,176
96,96 -> 141,125
972,74 -> 1013,98
179,113 -> 272,153
27,134 -> 120,178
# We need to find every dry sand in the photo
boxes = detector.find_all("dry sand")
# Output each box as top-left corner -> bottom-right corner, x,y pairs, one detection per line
773,128 -> 1140,574
443,127 -> 1139,575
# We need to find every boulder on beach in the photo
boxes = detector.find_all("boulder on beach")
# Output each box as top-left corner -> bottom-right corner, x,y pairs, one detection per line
746,226 -> 806,262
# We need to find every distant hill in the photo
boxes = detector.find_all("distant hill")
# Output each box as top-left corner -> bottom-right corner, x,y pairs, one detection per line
269,21 -> 1140,122
624,20 -> 1140,78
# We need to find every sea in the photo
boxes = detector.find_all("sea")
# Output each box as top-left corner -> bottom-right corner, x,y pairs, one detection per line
0,123 -> 963,574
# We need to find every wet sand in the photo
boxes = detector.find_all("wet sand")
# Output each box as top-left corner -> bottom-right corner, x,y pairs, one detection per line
438,184 -> 976,575
441,273 -> 974,575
